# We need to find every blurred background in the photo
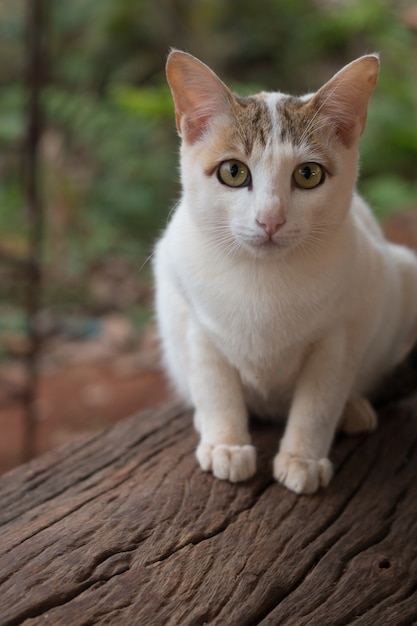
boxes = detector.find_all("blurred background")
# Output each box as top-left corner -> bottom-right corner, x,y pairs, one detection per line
1,0 -> 417,475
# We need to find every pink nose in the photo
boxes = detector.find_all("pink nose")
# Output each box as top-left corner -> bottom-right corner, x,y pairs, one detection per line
256,216 -> 286,238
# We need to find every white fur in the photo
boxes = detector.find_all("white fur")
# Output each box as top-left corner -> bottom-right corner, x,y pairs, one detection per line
154,56 -> 417,493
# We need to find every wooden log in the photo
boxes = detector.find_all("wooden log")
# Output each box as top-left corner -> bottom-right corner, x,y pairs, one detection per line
0,398 -> 417,626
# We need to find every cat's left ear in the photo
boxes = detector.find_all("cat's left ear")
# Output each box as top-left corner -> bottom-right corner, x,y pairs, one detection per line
166,50 -> 233,144
309,54 -> 380,147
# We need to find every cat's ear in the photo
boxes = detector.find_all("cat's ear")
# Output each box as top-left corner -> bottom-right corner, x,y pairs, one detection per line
166,50 -> 233,144
309,55 -> 379,147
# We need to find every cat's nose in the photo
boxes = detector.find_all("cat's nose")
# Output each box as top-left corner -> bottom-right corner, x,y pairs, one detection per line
256,216 -> 286,238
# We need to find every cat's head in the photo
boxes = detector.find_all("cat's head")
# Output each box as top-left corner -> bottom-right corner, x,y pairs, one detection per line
166,50 -> 379,259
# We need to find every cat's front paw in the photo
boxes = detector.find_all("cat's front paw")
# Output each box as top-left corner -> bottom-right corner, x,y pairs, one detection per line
273,452 -> 333,494
196,443 -> 256,483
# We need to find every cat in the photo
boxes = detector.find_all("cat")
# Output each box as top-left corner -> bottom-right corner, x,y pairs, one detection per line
153,49 -> 417,494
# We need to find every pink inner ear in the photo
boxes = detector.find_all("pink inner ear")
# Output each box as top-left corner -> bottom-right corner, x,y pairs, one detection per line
310,55 -> 379,147
166,51 -> 232,144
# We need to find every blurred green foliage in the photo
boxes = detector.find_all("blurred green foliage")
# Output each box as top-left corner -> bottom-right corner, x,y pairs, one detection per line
0,0 -> 416,308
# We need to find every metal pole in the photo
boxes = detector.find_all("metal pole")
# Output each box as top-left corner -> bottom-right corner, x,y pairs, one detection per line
23,0 -> 46,462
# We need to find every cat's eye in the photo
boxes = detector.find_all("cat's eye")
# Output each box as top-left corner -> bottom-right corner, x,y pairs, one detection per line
217,160 -> 251,188
293,162 -> 324,189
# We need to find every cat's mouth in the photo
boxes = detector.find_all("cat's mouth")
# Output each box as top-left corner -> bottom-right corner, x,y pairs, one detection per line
233,226 -> 304,257
251,232 -> 302,253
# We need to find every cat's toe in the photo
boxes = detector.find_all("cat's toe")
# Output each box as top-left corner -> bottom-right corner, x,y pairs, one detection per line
340,396 -> 378,435
273,452 -> 333,494
196,443 -> 256,482
213,445 -> 257,482
196,442 -> 214,472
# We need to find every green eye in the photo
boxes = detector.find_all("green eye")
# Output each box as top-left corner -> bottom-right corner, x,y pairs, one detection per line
293,162 -> 324,189
218,160 -> 251,188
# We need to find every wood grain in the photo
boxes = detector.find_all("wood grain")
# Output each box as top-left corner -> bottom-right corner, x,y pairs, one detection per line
0,399 -> 417,626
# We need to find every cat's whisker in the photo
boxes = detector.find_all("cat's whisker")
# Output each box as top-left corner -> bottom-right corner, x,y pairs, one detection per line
138,250 -> 156,273
166,201 -> 180,224
198,223 -> 244,260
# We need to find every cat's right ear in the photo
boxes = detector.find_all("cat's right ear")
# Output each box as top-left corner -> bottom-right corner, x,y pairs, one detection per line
166,50 -> 233,144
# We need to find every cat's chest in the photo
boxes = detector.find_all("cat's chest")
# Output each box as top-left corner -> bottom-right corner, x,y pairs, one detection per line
183,255 -> 322,362
192,270 -> 312,397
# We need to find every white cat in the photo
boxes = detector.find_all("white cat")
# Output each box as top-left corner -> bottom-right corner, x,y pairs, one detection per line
153,50 -> 417,493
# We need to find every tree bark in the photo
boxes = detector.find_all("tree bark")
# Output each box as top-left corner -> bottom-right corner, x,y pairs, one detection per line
0,399 -> 416,625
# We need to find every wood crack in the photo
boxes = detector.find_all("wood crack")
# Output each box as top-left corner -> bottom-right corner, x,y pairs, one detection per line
145,479 -> 275,566
1,568 -> 130,626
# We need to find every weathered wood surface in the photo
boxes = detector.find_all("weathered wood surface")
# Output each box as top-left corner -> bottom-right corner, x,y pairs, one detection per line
1,399 -> 417,626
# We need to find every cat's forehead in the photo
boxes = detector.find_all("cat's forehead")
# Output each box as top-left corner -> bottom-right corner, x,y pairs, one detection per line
227,91 -> 314,155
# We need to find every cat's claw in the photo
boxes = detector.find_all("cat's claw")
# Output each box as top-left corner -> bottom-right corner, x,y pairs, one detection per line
273,452 -> 333,494
340,396 -> 378,434
196,443 -> 256,483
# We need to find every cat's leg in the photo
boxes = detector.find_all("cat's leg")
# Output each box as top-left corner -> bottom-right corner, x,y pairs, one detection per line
339,396 -> 378,434
155,250 -> 255,482
187,320 -> 256,483
273,330 -> 356,494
